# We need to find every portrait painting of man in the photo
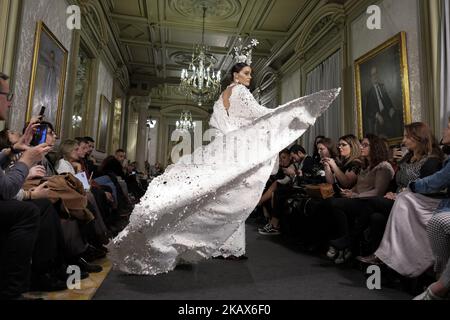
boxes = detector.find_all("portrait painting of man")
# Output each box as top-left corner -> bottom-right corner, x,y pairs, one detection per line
355,32 -> 411,143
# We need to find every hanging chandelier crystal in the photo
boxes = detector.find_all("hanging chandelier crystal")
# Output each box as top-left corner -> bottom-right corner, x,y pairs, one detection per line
176,110 -> 196,131
180,6 -> 221,107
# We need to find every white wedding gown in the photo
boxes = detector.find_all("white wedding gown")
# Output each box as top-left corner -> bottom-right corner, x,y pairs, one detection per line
108,84 -> 340,275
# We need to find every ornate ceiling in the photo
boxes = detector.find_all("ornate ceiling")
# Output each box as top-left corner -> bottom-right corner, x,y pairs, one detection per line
103,0 -> 315,87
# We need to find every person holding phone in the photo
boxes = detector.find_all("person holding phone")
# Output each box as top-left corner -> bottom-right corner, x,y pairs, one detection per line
0,72 -> 67,299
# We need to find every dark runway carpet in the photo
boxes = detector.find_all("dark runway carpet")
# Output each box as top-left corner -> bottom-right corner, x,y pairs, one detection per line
94,220 -> 413,300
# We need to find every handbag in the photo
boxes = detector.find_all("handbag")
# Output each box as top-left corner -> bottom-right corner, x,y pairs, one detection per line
304,183 -> 335,199
23,173 -> 94,221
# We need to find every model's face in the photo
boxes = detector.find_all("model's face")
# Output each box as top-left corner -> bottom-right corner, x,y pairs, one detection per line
0,80 -> 12,121
317,143 -> 330,159
442,122 -> 450,145
402,130 -> 418,151
338,139 -> 351,158
360,138 -> 370,157
234,66 -> 252,87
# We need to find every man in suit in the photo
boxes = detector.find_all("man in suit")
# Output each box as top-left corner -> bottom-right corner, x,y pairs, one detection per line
363,66 -> 402,138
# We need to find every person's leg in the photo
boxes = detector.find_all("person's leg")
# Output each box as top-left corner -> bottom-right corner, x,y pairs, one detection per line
414,213 -> 450,299
28,199 -> 64,271
0,201 -> 40,299
94,176 -> 118,203
27,199 -> 68,291
258,181 -> 277,206
427,214 -> 450,284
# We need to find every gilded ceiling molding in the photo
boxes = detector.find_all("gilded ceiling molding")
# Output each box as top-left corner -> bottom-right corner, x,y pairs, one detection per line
78,0 -> 109,51
294,3 -> 345,58
168,0 -> 241,21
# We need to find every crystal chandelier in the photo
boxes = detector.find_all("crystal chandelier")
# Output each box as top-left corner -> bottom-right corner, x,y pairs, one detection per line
180,6 -> 221,107
176,111 -> 196,131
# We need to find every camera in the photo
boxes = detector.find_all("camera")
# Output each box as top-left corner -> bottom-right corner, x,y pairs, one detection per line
30,123 -> 48,146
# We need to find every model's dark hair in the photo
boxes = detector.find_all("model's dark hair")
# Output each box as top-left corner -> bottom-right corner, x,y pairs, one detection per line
230,63 -> 249,80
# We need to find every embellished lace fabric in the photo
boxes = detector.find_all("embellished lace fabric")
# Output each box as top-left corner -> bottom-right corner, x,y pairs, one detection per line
108,84 -> 341,275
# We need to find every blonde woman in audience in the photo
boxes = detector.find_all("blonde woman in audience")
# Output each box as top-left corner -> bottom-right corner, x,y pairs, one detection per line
55,140 -> 81,174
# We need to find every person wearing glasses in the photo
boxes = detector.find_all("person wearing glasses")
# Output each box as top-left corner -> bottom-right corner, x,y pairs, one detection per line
322,134 -> 362,190
325,134 -> 395,264
0,72 -> 68,299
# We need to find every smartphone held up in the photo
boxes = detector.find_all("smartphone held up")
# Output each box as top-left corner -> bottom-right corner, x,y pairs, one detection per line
30,106 -> 48,146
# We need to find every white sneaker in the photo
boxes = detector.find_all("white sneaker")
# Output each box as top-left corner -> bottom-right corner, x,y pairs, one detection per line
326,246 -> 337,260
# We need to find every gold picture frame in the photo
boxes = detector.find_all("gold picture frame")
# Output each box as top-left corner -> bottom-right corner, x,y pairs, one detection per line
97,95 -> 111,153
355,32 -> 411,144
27,21 -> 68,133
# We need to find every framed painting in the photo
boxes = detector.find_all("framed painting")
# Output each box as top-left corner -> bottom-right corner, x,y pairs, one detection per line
355,32 -> 411,144
97,95 -> 111,153
27,21 -> 68,133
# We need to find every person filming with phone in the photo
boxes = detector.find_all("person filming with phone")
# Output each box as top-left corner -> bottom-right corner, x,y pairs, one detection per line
0,72 -> 69,299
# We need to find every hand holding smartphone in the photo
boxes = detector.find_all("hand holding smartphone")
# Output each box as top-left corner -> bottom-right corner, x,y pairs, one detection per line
30,106 -> 48,146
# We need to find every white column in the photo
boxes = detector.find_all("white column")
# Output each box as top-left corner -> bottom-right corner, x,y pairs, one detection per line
133,97 -> 150,173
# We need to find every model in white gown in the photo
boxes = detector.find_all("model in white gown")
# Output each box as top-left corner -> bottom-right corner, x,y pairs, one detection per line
108,83 -> 340,275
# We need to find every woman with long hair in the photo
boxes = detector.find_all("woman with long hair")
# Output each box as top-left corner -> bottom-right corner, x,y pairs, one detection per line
357,122 -> 445,277
325,134 -> 395,264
